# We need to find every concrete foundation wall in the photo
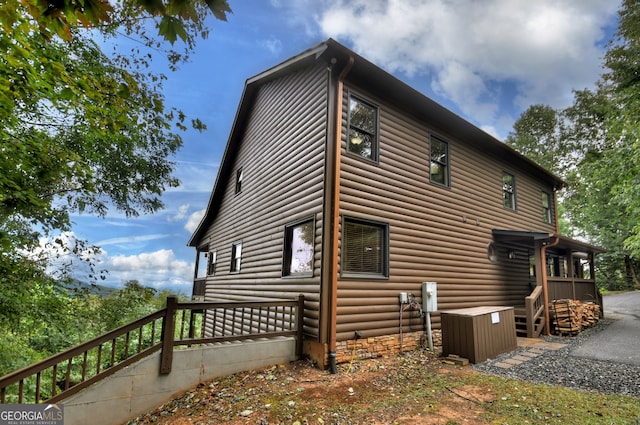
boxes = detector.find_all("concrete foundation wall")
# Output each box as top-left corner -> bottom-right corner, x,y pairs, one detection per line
62,338 -> 296,425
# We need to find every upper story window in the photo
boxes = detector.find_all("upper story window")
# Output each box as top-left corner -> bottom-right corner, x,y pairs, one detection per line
235,167 -> 243,194
283,219 -> 314,276
541,191 -> 552,223
347,94 -> 378,162
207,250 -> 217,275
502,172 -> 516,210
430,137 -> 450,187
230,242 -> 242,273
342,217 -> 388,277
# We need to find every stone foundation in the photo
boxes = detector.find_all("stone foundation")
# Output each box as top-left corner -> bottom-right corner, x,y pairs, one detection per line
334,330 -> 443,364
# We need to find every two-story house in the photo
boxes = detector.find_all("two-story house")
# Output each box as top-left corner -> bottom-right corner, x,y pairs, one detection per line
188,39 -> 604,370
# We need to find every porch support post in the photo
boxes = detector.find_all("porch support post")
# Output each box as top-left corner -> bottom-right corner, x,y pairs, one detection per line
541,237 -> 560,336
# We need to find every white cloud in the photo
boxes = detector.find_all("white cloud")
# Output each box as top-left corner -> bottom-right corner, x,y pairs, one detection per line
168,204 -> 190,223
185,208 -> 206,234
316,0 -> 619,137
102,249 -> 193,291
95,234 -> 169,247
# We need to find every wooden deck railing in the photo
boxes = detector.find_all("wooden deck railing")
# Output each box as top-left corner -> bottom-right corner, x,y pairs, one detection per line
0,295 -> 304,404
524,285 -> 545,338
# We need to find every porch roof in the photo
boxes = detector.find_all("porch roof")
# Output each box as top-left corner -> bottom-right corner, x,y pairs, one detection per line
492,229 -> 607,254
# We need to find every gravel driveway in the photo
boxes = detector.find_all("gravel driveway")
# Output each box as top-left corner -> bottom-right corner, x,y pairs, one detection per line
473,317 -> 640,397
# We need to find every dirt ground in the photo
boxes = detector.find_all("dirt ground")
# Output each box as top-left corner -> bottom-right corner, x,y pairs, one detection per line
128,350 -> 498,425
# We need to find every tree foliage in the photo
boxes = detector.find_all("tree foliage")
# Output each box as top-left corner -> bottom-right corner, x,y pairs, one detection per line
506,0 -> 640,290
0,0 -> 230,372
1,0 -> 230,275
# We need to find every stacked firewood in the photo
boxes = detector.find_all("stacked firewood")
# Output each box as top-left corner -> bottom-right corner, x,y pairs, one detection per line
550,299 -> 600,335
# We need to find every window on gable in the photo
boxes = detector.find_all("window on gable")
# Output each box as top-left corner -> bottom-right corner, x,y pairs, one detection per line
347,94 -> 378,161
430,137 -> 450,186
230,242 -> 242,272
207,250 -> 217,275
342,217 -> 388,277
235,168 -> 243,194
283,219 -> 314,276
541,191 -> 552,223
502,172 -> 516,210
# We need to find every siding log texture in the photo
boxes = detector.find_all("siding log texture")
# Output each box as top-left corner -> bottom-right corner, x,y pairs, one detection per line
335,83 -> 555,341
200,65 -> 328,339
191,41 -> 584,365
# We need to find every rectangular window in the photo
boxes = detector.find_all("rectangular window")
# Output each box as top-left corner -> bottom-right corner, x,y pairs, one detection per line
195,248 -> 208,279
207,250 -> 217,275
502,172 -> 516,210
235,168 -> 243,194
430,137 -> 450,186
347,94 -> 378,161
283,219 -> 314,276
342,217 -> 388,277
230,242 -> 242,272
541,191 -> 552,223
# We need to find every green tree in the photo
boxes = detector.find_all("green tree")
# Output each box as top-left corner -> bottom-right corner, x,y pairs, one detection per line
0,0 -> 230,373
506,0 -> 640,290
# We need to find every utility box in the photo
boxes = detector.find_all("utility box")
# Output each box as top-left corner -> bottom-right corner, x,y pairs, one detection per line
441,306 -> 517,364
422,282 -> 437,312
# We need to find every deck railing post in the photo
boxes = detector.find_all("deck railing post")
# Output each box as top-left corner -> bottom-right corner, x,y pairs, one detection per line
295,294 -> 305,358
159,296 -> 177,374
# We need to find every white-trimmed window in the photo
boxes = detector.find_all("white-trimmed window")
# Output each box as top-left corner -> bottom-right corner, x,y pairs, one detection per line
283,219 -> 314,276
347,94 -> 378,162
430,137 -> 450,186
230,242 -> 242,273
502,172 -> 516,210
342,217 -> 388,277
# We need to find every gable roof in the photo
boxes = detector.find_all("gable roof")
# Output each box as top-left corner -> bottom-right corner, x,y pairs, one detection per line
188,39 -> 565,247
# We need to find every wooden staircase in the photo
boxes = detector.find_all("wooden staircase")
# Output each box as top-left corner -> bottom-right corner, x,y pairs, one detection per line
514,307 -> 544,337
513,285 -> 547,338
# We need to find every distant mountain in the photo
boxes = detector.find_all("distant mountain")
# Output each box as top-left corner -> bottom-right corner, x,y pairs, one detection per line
62,279 -> 118,297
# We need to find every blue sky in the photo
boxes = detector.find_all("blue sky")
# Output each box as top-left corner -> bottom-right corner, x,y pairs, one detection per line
54,0 -> 621,294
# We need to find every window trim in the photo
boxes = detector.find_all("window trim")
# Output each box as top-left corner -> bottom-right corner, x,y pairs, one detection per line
502,171 -> 517,210
230,241 -> 242,273
341,216 -> 389,279
346,92 -> 380,163
207,249 -> 217,276
429,136 -> 451,187
541,191 -> 552,223
282,217 -> 315,277
235,167 -> 243,194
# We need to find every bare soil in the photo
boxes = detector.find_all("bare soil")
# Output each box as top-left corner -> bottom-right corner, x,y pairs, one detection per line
128,350 -> 498,424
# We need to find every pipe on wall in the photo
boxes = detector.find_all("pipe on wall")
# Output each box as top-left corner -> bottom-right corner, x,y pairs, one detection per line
328,55 -> 354,374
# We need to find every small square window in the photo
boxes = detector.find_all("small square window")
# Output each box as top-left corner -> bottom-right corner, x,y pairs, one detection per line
342,217 -> 388,277
207,250 -> 217,275
283,219 -> 314,276
541,191 -> 552,223
230,242 -> 242,272
347,95 -> 378,161
430,137 -> 450,186
235,168 -> 243,194
502,172 -> 516,210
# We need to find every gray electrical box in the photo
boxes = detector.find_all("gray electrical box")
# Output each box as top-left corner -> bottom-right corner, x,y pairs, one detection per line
422,282 -> 437,312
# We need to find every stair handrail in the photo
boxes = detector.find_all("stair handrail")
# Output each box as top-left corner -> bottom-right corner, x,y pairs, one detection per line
524,285 -> 546,338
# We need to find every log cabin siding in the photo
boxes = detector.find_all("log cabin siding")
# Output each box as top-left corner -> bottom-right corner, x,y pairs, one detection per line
335,84 -> 556,341
200,64 -> 329,338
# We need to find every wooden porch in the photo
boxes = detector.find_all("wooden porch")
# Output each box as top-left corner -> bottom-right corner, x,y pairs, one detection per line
513,277 -> 603,338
